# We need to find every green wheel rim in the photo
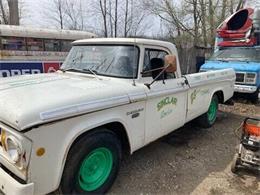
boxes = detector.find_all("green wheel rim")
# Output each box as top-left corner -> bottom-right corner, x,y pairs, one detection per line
207,98 -> 218,123
78,147 -> 113,192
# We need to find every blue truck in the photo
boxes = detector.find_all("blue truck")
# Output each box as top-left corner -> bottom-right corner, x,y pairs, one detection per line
200,47 -> 260,102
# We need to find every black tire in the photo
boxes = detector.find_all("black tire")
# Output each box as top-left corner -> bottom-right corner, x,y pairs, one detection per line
231,154 -> 240,174
249,88 -> 259,103
197,94 -> 219,128
60,129 -> 122,194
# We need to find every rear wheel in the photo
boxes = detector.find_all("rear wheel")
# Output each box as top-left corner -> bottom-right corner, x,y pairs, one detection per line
60,130 -> 122,194
197,94 -> 219,128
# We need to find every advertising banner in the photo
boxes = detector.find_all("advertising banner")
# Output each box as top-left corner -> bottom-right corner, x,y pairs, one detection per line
0,62 -> 62,77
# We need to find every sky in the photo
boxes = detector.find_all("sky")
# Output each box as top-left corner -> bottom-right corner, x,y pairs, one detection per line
20,0 -> 162,37
21,0 -> 42,27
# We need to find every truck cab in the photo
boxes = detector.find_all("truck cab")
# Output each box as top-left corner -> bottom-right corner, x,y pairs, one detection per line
200,47 -> 260,102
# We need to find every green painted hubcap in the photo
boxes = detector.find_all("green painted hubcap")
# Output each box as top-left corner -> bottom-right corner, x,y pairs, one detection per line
78,147 -> 113,192
207,98 -> 218,123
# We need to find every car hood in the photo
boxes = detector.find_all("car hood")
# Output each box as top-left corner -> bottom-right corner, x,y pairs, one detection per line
201,60 -> 260,72
0,73 -> 140,130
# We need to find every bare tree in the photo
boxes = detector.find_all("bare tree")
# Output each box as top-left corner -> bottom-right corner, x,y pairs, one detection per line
42,0 -> 66,29
208,0 -> 215,46
99,0 -> 108,37
236,0 -> 245,11
199,0 -> 207,47
0,0 -> 8,24
93,0 -> 149,37
108,0 -> 114,37
114,0 -> 118,37
64,0 -> 85,30
220,0 -> 227,22
124,0 -> 129,37
0,0 -> 23,25
143,0 -> 243,47
8,0 -> 19,25
123,0 -> 151,37
42,0 -> 88,30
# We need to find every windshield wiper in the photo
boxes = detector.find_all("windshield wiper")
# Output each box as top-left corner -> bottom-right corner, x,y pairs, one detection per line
61,68 -> 84,73
60,68 -> 82,73
61,68 -> 101,80
82,68 -> 101,80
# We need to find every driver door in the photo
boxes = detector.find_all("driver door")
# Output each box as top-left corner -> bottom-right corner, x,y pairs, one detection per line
142,47 -> 188,144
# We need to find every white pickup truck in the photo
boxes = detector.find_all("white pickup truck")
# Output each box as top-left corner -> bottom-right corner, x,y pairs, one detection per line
0,38 -> 235,195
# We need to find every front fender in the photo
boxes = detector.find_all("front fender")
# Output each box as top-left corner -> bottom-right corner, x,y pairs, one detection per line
25,101 -> 146,195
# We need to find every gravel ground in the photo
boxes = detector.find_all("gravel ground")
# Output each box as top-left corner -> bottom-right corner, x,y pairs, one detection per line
110,99 -> 260,194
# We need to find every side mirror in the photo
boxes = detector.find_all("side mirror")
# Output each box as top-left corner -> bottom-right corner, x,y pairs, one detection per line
144,55 -> 177,89
164,55 -> 177,73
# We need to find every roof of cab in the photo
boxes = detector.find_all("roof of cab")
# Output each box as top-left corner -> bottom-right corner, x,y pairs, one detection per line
72,38 -> 176,51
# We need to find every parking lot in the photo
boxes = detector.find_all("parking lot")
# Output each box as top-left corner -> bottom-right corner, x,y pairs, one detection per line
110,99 -> 260,194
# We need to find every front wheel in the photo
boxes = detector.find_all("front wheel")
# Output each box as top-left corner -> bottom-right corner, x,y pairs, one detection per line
197,94 -> 219,128
60,130 -> 122,194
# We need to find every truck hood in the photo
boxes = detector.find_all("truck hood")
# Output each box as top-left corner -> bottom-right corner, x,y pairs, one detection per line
201,60 -> 260,72
0,73 -> 139,130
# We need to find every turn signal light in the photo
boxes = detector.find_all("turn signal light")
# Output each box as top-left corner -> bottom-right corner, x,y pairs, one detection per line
0,128 -> 7,151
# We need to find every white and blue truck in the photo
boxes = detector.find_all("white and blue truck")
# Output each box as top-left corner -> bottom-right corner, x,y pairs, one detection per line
200,46 -> 260,102
200,8 -> 260,102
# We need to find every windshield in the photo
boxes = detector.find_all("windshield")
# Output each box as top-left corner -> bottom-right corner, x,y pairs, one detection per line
210,48 -> 260,62
61,45 -> 139,78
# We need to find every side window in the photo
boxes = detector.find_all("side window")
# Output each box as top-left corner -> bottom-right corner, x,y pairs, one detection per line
61,40 -> 73,52
44,39 -> 60,51
1,36 -> 26,51
27,38 -> 44,51
142,49 -> 175,79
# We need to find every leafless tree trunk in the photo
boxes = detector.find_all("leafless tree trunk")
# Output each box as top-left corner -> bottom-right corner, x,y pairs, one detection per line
220,0 -> 227,22
114,0 -> 118,37
43,0 -> 88,30
79,1 -> 84,30
100,0 -> 108,37
7,0 -> 19,25
192,0 -> 199,46
199,0 -> 207,47
58,0 -> 63,29
108,0 -> 113,37
43,0 -> 65,29
208,0 -> 215,46
124,0 -> 129,37
0,0 -> 8,24
65,0 -> 85,30
236,0 -> 244,11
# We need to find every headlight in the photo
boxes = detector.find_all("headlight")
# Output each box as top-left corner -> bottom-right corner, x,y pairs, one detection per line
0,125 -> 32,180
6,136 -> 22,164
245,73 -> 256,84
0,127 -> 30,170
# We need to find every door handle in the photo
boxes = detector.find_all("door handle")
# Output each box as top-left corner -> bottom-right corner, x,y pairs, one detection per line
178,82 -> 185,86
178,80 -> 189,87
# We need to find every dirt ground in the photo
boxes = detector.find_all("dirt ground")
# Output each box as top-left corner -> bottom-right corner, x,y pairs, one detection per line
110,98 -> 260,194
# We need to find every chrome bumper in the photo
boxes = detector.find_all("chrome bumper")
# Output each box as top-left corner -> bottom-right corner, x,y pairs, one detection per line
0,167 -> 34,195
234,84 -> 258,93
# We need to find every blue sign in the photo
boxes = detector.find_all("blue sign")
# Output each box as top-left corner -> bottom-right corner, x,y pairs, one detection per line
0,62 -> 43,77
